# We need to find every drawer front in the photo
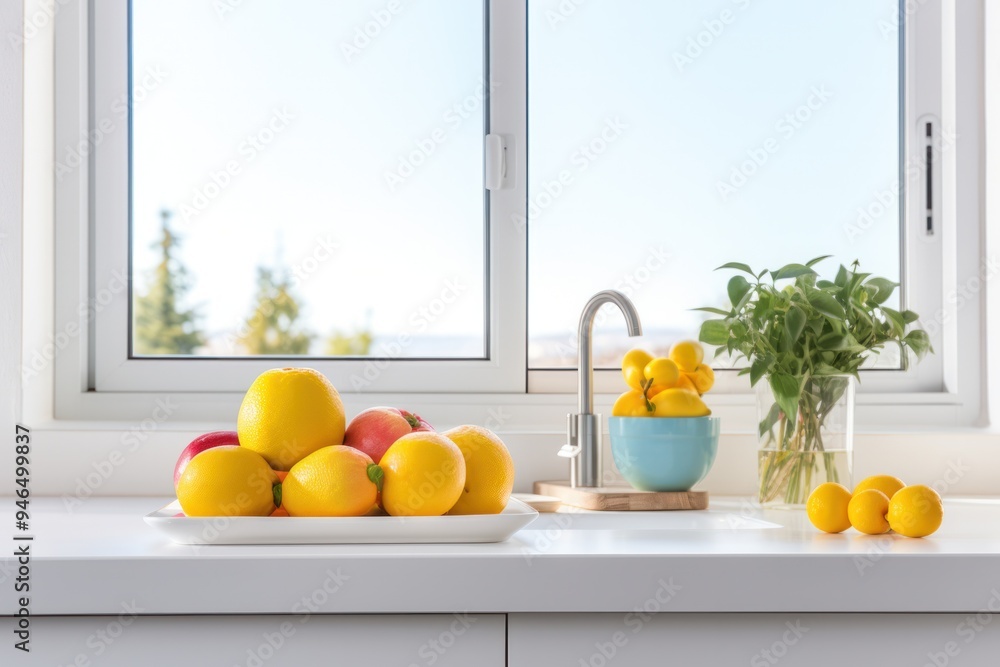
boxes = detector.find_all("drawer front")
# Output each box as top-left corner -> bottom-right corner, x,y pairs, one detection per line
17,613 -> 504,667
509,613 -> 1000,667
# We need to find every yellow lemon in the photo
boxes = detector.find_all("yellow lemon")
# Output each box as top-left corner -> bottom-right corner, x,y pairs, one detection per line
669,340 -> 704,373
444,426 -> 515,515
613,390 -> 655,417
649,388 -> 711,417
379,432 -> 466,516
686,364 -> 715,394
888,484 -> 943,537
806,482 -> 852,533
237,367 -> 346,471
853,474 -> 905,501
664,373 -> 700,396
621,349 -> 654,390
848,489 -> 891,535
176,446 -> 278,517
281,445 -> 380,517
643,357 -> 680,396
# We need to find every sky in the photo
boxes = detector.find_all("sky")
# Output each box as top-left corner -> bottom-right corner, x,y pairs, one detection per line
131,0 -> 902,364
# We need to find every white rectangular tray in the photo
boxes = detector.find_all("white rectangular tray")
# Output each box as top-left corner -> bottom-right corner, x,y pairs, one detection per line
144,498 -> 538,545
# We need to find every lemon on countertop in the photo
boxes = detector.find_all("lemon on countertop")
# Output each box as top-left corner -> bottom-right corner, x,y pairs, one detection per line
853,474 -> 905,501
888,484 -> 943,538
806,482 -> 852,533
848,489 -> 891,535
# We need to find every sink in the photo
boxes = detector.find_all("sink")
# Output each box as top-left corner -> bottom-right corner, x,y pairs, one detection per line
523,509 -> 782,531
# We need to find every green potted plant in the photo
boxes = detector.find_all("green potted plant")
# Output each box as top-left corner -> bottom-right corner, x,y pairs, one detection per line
697,257 -> 931,506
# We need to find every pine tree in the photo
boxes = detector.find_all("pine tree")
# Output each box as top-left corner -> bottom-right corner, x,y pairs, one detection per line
237,267 -> 314,354
325,329 -> 374,356
134,210 -> 205,355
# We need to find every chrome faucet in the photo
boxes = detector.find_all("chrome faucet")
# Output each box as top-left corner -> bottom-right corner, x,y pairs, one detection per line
559,290 -> 643,487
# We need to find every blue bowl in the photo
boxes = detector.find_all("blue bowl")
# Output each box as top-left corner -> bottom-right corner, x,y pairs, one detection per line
609,417 -> 720,492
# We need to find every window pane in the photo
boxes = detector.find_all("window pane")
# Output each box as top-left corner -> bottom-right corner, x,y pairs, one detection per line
131,0 -> 486,357
528,0 -> 902,368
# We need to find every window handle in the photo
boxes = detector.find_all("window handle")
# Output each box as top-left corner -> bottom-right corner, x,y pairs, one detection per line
925,121 -> 934,235
485,133 -> 508,190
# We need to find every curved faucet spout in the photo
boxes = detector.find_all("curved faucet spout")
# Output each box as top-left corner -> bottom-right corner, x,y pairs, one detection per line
577,290 -> 643,414
567,290 -> 643,488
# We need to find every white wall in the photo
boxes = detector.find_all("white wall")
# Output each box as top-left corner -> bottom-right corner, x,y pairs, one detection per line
1,2 -> 24,457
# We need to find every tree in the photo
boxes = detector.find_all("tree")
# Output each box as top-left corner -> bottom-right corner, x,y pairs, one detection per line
325,329 -> 373,356
134,210 -> 205,355
238,266 -> 313,355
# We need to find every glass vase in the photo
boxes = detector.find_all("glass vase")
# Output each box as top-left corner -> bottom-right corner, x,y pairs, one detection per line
755,375 -> 855,507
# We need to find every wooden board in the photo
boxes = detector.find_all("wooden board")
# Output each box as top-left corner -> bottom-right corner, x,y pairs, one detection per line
511,493 -> 563,513
533,481 -> 708,512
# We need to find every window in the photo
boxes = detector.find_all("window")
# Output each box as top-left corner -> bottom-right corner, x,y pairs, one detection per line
55,0 -> 983,426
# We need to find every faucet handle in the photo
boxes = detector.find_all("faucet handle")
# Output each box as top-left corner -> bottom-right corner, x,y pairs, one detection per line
558,444 -> 580,458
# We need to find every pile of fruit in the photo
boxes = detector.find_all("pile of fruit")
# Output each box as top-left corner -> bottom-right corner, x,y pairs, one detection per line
174,368 -> 514,518
612,340 -> 714,418
806,475 -> 943,537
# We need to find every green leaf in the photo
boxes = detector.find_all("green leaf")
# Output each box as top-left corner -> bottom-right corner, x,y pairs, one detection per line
903,330 -> 932,359
699,319 -> 730,346
817,332 -> 849,350
807,291 -> 847,320
865,277 -> 898,305
834,265 -> 849,287
784,306 -> 806,348
750,357 -> 770,386
272,482 -> 282,510
772,263 -> 817,281
692,306 -> 733,316
881,307 -> 906,336
727,275 -> 752,308
758,402 -> 782,438
805,255 -> 833,267
367,463 -> 384,493
716,262 -> 756,276
769,373 -> 802,431
902,310 -> 920,324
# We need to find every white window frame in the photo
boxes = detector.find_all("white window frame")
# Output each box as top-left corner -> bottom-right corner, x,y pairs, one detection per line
51,0 -> 986,430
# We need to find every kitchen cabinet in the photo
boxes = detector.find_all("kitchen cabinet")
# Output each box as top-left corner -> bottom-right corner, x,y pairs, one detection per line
22,614 -> 505,667
508,613 -> 1000,667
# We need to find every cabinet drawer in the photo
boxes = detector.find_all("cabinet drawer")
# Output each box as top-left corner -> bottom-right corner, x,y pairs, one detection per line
509,613 -> 1000,667
20,613 -> 504,667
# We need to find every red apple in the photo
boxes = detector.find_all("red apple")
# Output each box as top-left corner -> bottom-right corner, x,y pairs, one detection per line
173,431 -> 240,487
342,407 -> 433,464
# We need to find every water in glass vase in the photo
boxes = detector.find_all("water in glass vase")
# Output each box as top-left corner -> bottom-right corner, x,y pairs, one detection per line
757,449 -> 853,507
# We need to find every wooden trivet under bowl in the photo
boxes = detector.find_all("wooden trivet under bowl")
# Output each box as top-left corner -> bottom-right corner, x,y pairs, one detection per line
533,481 -> 708,511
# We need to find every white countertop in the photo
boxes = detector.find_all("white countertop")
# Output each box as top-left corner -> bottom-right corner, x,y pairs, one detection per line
5,497 -> 999,615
